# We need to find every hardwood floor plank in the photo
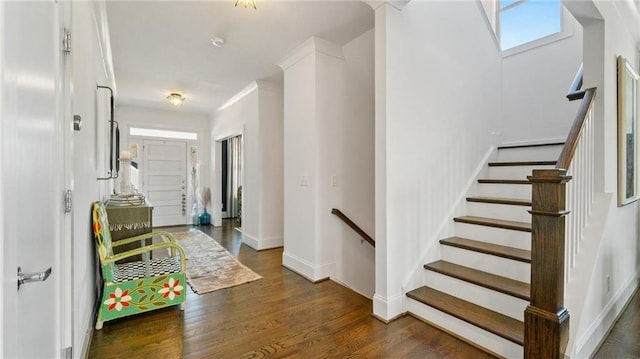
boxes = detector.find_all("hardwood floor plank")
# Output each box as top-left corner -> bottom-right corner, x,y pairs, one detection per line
477,179 -> 531,184
593,288 -> 640,358
87,220 -> 639,358
88,220 -> 499,358
440,236 -> 531,263
488,160 -> 556,167
497,142 -> 564,150
466,196 -> 532,206
406,286 -> 524,345
424,260 -> 530,300
453,215 -> 532,232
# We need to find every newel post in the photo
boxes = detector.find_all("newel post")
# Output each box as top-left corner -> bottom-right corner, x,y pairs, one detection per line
525,169 -> 571,359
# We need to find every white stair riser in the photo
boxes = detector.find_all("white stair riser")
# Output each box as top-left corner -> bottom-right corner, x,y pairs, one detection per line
424,270 -> 529,320
497,145 -> 563,162
466,202 -> 532,223
476,183 -> 531,199
440,246 -> 530,283
488,165 -> 555,180
454,222 -> 531,250
406,299 -> 524,358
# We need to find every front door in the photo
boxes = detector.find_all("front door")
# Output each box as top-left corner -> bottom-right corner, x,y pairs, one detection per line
1,1 -> 67,357
143,139 -> 188,226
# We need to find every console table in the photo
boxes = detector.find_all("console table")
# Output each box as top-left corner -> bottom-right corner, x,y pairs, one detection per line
106,200 -> 153,262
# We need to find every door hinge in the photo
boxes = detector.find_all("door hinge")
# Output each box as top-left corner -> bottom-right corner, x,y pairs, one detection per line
64,190 -> 72,213
63,347 -> 72,359
62,29 -> 71,53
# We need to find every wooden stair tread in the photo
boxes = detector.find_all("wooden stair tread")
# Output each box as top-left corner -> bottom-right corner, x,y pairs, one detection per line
440,236 -> 531,263
424,261 -> 530,301
454,215 -> 531,232
406,286 -> 524,345
497,142 -> 564,149
477,179 -> 530,184
466,196 -> 531,206
488,160 -> 557,167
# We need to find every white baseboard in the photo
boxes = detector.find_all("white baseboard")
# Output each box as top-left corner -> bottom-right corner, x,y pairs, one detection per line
573,272 -> 640,358
331,277 -> 373,300
282,251 -> 331,282
373,292 -> 405,321
242,233 -> 283,251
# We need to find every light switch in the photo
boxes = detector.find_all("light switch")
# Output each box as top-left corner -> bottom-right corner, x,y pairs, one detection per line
331,175 -> 339,187
299,176 -> 309,186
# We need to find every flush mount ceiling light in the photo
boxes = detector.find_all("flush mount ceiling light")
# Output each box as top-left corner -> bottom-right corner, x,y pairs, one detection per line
235,0 -> 256,9
211,37 -> 225,47
167,93 -> 186,107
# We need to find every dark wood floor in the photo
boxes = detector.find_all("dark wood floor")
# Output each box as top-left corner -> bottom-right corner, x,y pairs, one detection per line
593,287 -> 640,358
88,219 -> 495,358
88,219 -> 640,358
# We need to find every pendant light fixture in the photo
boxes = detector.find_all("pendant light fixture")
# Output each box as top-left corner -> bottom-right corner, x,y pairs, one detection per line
235,0 -> 256,9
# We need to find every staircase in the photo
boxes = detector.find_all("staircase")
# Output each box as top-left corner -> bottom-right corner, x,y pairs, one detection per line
406,143 -> 564,358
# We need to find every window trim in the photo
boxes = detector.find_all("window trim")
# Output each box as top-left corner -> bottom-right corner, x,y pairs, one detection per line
129,127 -> 198,141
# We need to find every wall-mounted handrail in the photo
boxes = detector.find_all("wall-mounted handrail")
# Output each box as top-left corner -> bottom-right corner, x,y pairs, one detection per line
331,208 -> 375,247
567,63 -> 585,101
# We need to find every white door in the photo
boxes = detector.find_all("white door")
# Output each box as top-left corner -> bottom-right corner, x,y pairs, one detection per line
1,1 -> 67,357
143,140 -> 188,226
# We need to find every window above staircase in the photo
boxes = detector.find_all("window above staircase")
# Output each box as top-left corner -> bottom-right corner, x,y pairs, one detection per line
480,0 -> 573,56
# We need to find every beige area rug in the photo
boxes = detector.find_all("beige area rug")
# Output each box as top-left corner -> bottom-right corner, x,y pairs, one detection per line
171,230 -> 262,294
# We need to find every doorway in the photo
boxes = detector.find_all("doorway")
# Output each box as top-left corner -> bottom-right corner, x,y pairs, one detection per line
221,135 -> 243,222
142,139 -> 188,226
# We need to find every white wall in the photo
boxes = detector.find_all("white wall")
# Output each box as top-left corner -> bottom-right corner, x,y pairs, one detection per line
210,81 -> 284,250
281,48 -> 319,277
373,0 -> 502,320
331,29 -> 375,297
71,1 -> 114,357
280,33 -> 376,297
563,1 -> 640,357
501,9 -> 583,145
211,85 -> 257,234
258,86 -> 285,247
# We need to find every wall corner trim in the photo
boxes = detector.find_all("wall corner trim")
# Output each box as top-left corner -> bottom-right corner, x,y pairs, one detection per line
277,36 -> 344,71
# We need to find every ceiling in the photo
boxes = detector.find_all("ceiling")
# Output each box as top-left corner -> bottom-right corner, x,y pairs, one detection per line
105,0 -> 374,115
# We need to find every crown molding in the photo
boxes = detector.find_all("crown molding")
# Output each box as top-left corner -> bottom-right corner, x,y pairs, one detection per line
363,0 -> 410,11
277,36 -> 344,71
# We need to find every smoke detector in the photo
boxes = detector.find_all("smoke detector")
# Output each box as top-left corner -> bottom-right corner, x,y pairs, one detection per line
210,37 -> 225,48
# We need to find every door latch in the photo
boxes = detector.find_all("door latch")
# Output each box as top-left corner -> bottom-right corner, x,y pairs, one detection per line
17,266 -> 52,290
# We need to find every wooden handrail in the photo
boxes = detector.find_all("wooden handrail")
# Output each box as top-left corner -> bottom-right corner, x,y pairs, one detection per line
556,87 -> 597,170
567,63 -> 585,101
331,208 -> 375,247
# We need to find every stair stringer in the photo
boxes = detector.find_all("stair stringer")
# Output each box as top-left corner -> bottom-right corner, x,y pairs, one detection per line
401,146 -> 496,293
